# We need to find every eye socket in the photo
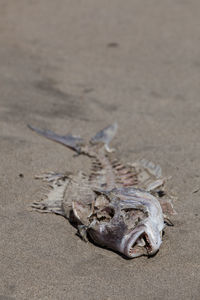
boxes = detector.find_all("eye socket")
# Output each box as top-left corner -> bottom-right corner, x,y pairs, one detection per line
89,206 -> 115,223
157,190 -> 165,197
102,206 -> 115,218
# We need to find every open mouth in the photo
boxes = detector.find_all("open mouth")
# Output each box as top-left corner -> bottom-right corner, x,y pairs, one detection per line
128,232 -> 153,257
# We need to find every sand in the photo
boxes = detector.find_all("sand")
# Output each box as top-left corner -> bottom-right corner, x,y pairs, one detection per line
1,1 -> 200,299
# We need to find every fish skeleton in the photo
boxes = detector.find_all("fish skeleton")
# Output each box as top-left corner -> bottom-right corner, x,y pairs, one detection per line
29,123 -> 176,258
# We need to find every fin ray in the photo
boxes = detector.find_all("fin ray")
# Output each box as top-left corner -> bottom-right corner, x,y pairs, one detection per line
31,173 -> 69,216
90,123 -> 118,147
28,124 -> 83,152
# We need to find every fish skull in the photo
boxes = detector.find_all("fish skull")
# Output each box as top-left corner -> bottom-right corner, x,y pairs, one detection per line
84,188 -> 164,258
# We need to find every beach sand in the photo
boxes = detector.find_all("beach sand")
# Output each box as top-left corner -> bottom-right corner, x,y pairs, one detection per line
1,1 -> 200,299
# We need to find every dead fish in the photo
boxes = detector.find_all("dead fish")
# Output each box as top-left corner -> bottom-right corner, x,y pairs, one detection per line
28,123 -> 176,258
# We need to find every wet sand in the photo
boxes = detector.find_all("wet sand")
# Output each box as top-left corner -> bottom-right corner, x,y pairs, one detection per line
1,1 -> 200,299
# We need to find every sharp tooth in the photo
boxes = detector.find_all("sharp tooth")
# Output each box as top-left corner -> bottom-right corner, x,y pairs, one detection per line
137,238 -> 145,247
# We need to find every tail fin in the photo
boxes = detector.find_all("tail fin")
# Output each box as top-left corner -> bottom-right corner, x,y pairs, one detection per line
90,123 -> 118,152
28,123 -> 118,153
28,124 -> 84,153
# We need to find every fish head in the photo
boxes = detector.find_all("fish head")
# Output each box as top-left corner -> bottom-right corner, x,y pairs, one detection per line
88,192 -> 163,258
73,188 -> 164,258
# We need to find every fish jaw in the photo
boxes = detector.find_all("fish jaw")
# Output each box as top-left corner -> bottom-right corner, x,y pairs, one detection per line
121,221 -> 163,258
120,225 -> 149,258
